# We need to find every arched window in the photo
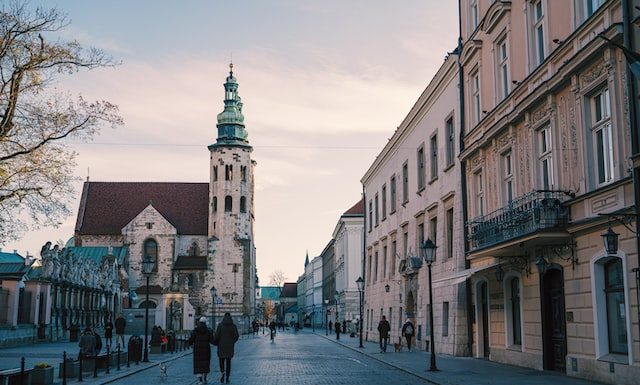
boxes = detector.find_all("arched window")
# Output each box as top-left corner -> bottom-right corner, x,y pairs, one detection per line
143,239 -> 158,271
212,197 -> 217,212
213,166 -> 218,181
139,300 -> 157,309
225,196 -> 232,212
604,259 -> 626,354
240,196 -> 247,213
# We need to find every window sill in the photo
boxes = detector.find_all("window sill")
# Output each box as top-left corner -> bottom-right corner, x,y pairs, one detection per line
506,344 -> 522,352
428,176 -> 438,185
416,187 -> 426,195
443,163 -> 454,173
597,353 -> 629,365
381,216 -> 386,222
389,210 -> 396,215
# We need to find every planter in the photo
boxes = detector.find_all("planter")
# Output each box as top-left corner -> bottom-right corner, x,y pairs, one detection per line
32,366 -> 54,385
58,361 -> 78,379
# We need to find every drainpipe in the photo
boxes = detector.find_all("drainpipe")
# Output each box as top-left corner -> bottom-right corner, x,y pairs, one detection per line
621,0 -> 640,356
362,183 -> 367,341
457,0 -> 473,357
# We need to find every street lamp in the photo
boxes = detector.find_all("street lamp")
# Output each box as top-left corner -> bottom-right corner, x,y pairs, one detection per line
601,227 -> 619,255
210,286 -> 217,330
141,255 -> 154,363
324,299 -> 329,335
356,277 -> 364,348
420,239 -> 438,372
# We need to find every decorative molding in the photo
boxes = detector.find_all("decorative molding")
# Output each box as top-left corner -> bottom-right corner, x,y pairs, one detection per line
460,39 -> 483,66
483,1 -> 512,34
580,63 -> 606,89
470,154 -> 485,172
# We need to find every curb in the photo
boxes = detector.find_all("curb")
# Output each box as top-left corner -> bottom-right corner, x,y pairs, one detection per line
316,333 -> 441,385
94,351 -> 193,385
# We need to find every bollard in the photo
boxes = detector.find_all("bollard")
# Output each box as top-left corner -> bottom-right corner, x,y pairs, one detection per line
106,345 -> 110,374
117,346 -> 121,371
20,357 -> 25,385
126,345 -> 130,368
93,353 -> 98,378
62,351 -> 67,385
78,354 -> 83,382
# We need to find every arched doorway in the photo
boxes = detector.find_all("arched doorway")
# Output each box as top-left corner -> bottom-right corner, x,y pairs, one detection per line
540,266 -> 566,371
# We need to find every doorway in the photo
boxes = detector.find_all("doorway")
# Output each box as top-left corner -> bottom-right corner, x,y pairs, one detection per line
541,267 -> 567,371
480,281 -> 490,358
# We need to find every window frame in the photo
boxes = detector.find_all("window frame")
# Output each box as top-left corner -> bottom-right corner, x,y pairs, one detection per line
445,117 -> 455,168
502,150 -> 514,204
538,125 -> 554,189
496,36 -> 510,100
374,193 -> 379,227
471,69 -> 481,125
381,184 -> 387,220
531,0 -> 546,66
475,170 -> 484,217
430,133 -> 438,181
417,145 -> 426,191
390,175 -> 397,213
402,161 -> 409,204
445,207 -> 454,259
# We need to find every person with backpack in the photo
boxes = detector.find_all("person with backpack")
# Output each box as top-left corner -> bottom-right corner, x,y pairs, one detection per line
402,319 -> 415,352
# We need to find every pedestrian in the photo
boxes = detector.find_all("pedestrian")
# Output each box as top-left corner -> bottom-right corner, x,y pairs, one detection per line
334,320 -> 341,340
215,312 -> 239,384
78,326 -> 96,359
377,315 -> 390,353
115,313 -> 126,349
189,317 -> 215,384
93,329 -> 103,355
401,319 -> 415,352
329,320 -> 333,331
342,320 -> 346,334
268,320 -> 276,342
104,317 -> 113,349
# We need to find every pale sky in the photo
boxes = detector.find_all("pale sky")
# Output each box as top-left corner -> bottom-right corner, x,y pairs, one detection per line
4,0 -> 459,284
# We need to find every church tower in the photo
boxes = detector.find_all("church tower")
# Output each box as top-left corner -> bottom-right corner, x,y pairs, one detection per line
207,64 -> 256,328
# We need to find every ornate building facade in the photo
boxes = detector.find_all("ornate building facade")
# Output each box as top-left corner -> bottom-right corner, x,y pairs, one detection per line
73,65 -> 257,332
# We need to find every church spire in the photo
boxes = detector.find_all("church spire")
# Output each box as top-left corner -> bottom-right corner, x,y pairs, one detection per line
211,63 -> 250,149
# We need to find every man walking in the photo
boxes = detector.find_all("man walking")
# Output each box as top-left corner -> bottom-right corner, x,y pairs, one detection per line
402,319 -> 415,352
377,315 -> 390,353
115,313 -> 126,349
334,320 -> 341,340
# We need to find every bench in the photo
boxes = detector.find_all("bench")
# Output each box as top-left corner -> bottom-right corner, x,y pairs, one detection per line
0,367 -> 32,385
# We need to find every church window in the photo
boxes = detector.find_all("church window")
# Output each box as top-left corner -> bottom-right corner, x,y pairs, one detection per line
241,166 -> 247,182
143,239 -> 158,271
225,196 -> 232,212
240,196 -> 247,213
187,274 -> 195,289
145,222 -> 153,230
188,242 -> 199,256
213,197 -> 217,212
225,165 -> 233,180
213,166 -> 218,181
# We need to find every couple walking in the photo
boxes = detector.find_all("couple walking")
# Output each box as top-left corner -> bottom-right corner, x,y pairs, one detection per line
190,312 -> 239,384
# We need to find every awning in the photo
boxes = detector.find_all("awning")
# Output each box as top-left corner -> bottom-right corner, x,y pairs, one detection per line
431,263 -> 499,289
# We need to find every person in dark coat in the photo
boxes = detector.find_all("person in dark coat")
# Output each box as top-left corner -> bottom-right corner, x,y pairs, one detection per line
189,317 -> 214,384
104,318 -> 113,349
377,315 -> 391,353
78,327 -> 96,359
334,320 -> 341,340
115,314 -> 126,349
214,313 -> 239,384
93,330 -> 103,354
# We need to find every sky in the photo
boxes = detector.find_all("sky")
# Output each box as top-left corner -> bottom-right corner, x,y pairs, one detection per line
4,0 -> 459,284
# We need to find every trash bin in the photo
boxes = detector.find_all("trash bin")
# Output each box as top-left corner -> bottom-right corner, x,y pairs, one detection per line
69,324 -> 80,342
167,332 -> 176,352
128,336 -> 142,363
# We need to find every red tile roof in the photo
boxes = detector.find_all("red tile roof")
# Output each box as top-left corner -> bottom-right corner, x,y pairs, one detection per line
342,198 -> 364,216
75,182 -> 209,236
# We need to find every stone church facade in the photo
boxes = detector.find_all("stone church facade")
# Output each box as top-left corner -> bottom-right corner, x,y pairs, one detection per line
74,65 -> 256,332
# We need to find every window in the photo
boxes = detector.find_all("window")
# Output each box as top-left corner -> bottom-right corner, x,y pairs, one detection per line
399,306 -> 403,329
586,0 -> 605,18
367,253 -> 372,284
475,171 -> 484,216
403,230 -> 408,258
390,175 -> 397,213
374,251 -> 379,282
417,223 -> 425,251
539,126 -> 553,189
446,208 -> 454,258
145,222 -> 153,230
471,70 -> 481,125
442,302 -> 449,337
225,195 -> 232,212
213,166 -> 218,181
143,238 -> 158,271
225,164 -> 233,180
445,117 -> 455,167
417,146 -> 426,190
502,151 -> 514,203
375,193 -> 379,226
391,240 -> 397,276
212,197 -> 217,212
241,165 -> 247,182
368,200 -> 373,232
402,162 -> 409,203
383,245 -> 388,278
591,88 -> 614,186
532,0 -> 545,66
497,37 -> 509,100
430,135 -> 438,180
604,259 -> 627,354
381,184 -> 387,220
504,276 -> 523,346
430,216 -> 437,244
470,0 -> 479,31
240,196 -> 247,213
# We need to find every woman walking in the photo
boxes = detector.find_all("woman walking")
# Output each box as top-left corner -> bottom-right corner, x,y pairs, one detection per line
215,312 -> 239,383
189,317 -> 214,384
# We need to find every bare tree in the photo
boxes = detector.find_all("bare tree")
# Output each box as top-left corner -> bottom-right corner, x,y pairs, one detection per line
268,270 -> 287,287
0,1 -> 123,241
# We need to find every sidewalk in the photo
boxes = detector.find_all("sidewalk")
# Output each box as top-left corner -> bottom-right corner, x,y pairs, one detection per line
0,334 -> 192,385
314,331 -> 606,385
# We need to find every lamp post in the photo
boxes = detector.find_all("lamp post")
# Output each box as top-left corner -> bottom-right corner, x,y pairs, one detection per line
312,305 -> 315,332
356,277 -> 364,348
420,239 -> 438,372
324,299 -> 329,335
210,286 -> 217,330
601,227 -> 619,255
141,255 -> 154,363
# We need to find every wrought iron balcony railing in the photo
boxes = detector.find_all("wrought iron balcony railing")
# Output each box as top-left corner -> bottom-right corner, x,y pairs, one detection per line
467,190 -> 571,252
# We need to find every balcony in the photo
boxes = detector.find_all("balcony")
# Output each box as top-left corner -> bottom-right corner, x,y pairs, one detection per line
468,190 -> 571,253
